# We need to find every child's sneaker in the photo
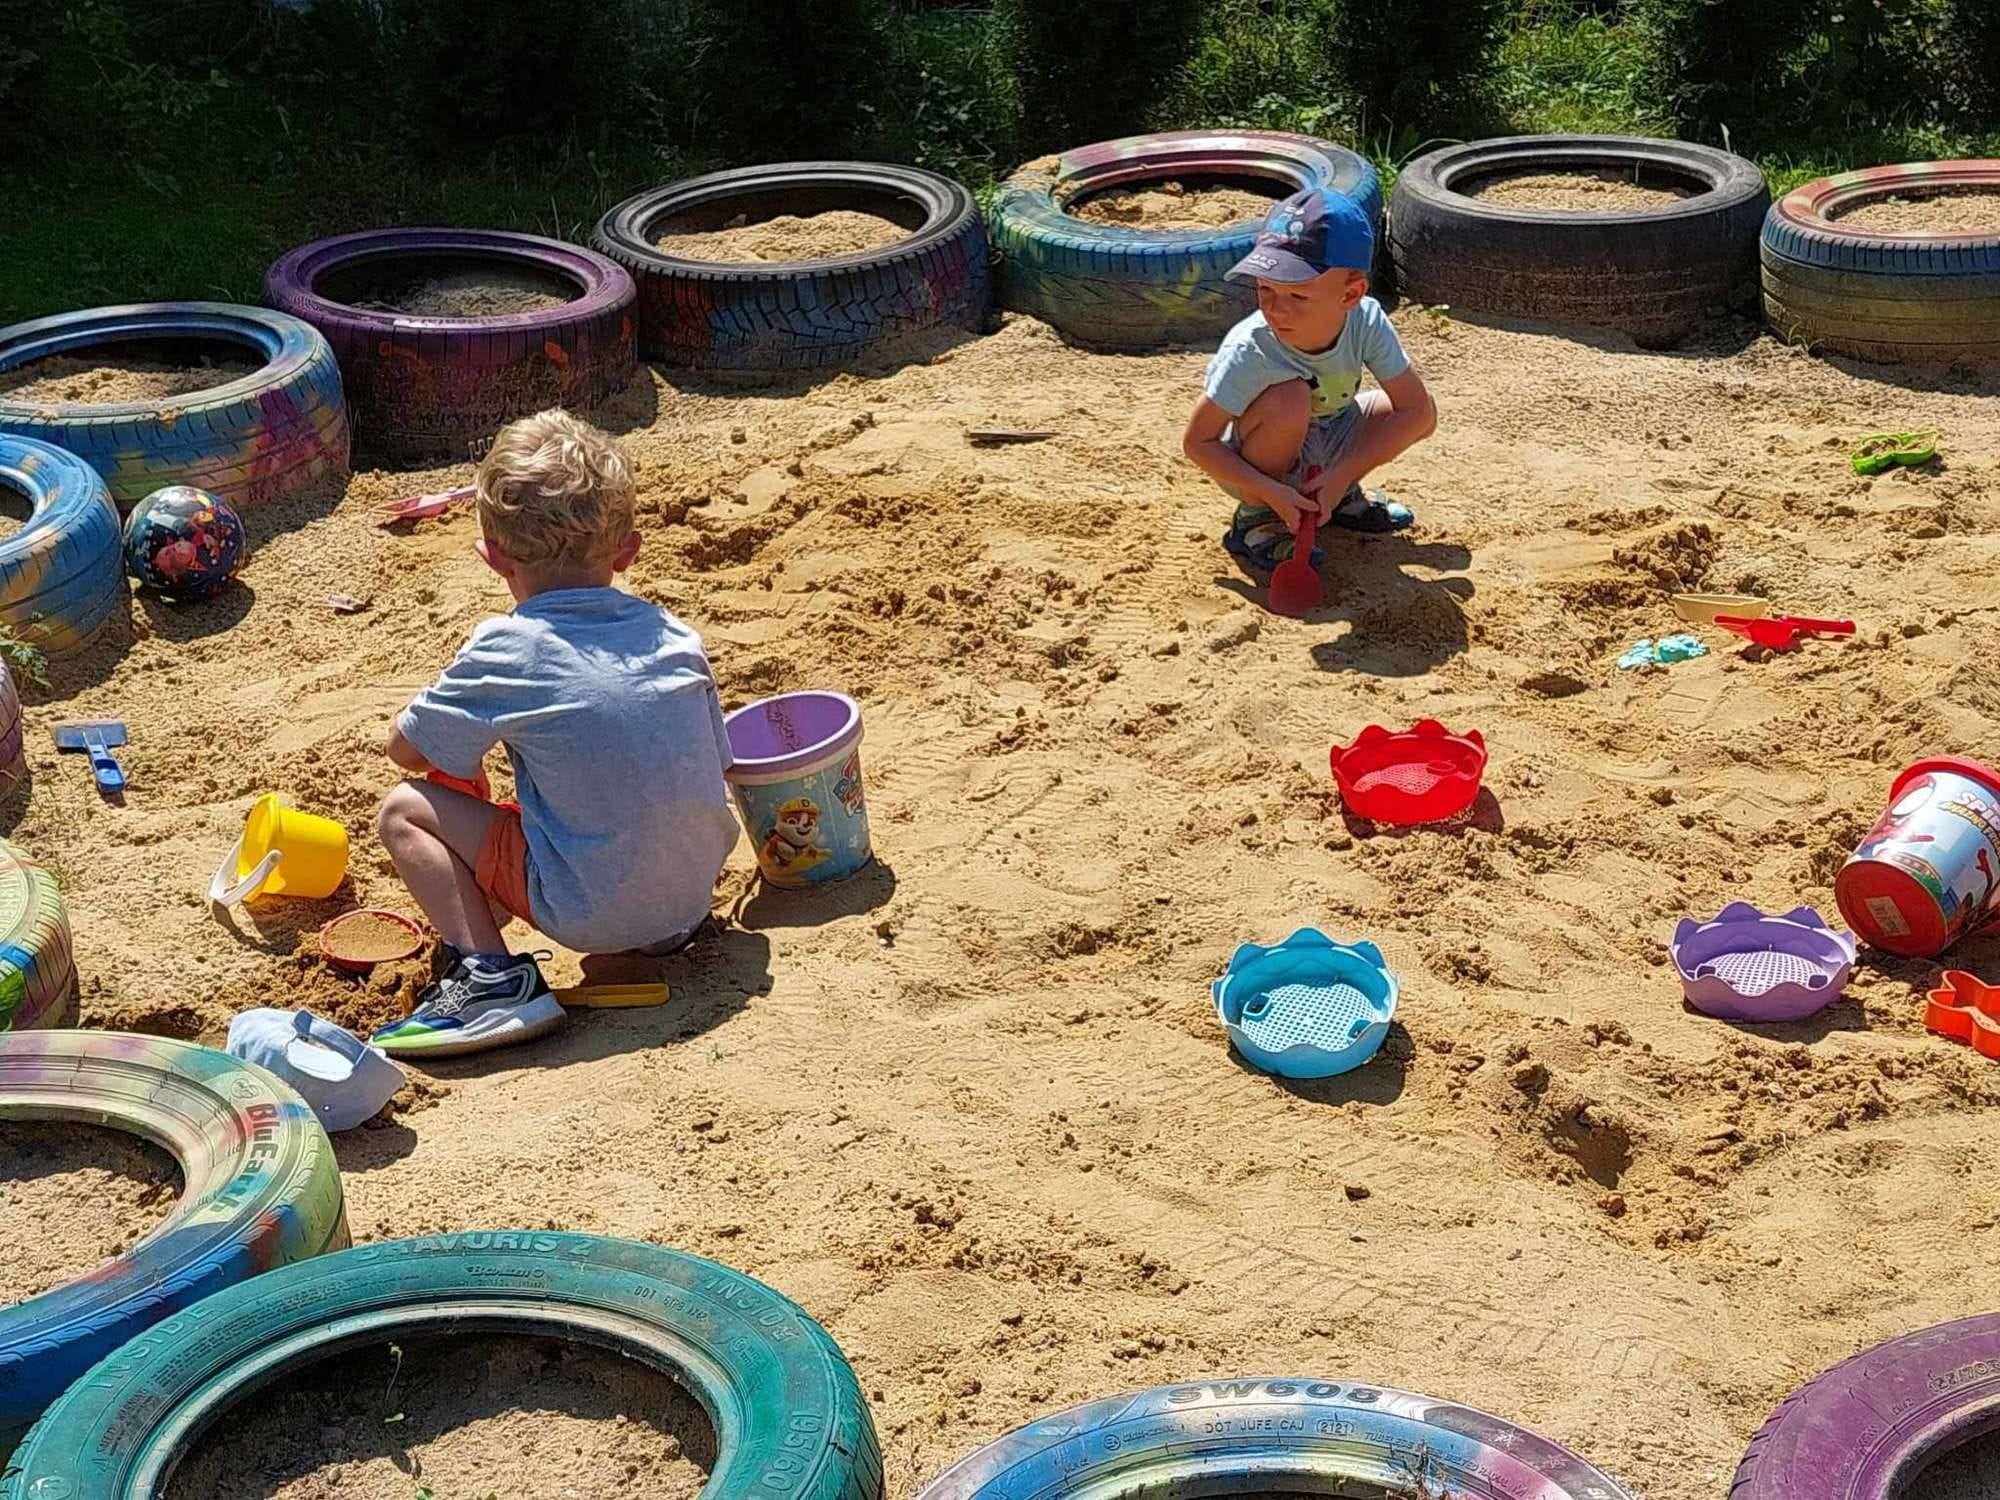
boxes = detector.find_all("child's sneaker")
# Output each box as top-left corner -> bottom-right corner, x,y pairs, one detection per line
372,952 -> 563,1058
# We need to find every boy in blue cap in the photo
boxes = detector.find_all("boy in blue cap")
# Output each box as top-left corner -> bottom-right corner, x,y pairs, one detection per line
1182,188 -> 1437,574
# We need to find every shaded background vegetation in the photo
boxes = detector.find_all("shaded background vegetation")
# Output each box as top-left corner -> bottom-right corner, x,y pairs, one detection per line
0,0 -> 1995,321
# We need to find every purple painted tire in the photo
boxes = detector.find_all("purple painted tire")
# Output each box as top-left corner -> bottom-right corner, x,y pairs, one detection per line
1731,1312 -> 2000,1496
265,228 -> 637,467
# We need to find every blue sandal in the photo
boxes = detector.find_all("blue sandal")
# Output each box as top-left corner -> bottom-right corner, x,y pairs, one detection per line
1328,487 -> 1414,534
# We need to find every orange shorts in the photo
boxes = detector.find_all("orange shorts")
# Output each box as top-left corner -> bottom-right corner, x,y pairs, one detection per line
474,805 -> 536,927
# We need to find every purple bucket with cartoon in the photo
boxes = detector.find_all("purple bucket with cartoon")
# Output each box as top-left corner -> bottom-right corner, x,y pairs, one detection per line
724,692 -> 871,887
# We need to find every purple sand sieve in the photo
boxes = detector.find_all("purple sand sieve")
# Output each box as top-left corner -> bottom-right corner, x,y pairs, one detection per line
1670,903 -> 1856,1023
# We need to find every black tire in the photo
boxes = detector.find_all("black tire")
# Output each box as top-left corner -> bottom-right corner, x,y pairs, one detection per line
0,433 -> 126,654
0,1032 -> 349,1456
1390,134 -> 1770,347
1761,160 -> 2000,363
990,130 -> 1383,351
265,228 -> 638,467
0,1233 -> 882,1500
594,161 -> 991,375
0,303 -> 350,511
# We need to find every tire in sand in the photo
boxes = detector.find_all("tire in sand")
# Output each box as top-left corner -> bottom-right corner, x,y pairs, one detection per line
1390,134 -> 1769,348
913,1378 -> 1634,1498
0,303 -> 350,510
0,1031 -> 349,1457
0,433 -> 125,654
1761,160 -> 2000,363
594,161 -> 990,375
0,1232 -> 882,1500
0,837 -> 75,1032
990,130 -> 1382,351
1731,1310 -> 2000,1498
0,662 -> 20,796
265,228 -> 637,467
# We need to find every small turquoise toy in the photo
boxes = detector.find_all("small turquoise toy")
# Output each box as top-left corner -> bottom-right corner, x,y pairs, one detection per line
1617,633 -> 1708,671
1212,929 -> 1399,1079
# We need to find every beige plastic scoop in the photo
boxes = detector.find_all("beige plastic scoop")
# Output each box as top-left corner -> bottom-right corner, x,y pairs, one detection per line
1672,593 -> 1770,626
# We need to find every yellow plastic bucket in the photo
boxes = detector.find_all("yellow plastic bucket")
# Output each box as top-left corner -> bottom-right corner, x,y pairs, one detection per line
207,794 -> 349,905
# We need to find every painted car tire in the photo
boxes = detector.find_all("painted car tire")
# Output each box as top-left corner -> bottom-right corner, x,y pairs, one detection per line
0,661 -> 24,797
1390,135 -> 1770,348
595,161 -> 990,375
0,837 -> 75,1032
265,228 -> 637,466
0,303 -> 349,511
1730,1311 -> 2000,1497
0,434 -> 125,654
991,130 -> 1383,351
0,1232 -> 883,1500
1761,160 -> 2000,363
0,1032 -> 348,1456
914,1378 -> 1634,1499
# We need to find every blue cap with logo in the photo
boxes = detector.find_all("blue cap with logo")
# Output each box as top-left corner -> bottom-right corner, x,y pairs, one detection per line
1227,188 -> 1375,283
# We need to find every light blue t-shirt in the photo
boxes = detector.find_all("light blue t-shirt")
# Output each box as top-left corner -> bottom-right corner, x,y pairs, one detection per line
398,588 -> 740,954
1204,299 -> 1411,420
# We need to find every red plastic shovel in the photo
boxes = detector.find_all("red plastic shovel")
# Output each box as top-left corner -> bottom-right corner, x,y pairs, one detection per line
1267,509 -> 1322,617
375,484 -> 475,524
1713,614 -> 1855,649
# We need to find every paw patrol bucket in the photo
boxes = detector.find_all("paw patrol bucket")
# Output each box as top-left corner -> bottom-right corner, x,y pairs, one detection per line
725,692 -> 871,887
1836,757 -> 2000,957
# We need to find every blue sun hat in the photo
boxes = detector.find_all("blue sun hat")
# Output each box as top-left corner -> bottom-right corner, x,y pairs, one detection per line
226,1008 -> 405,1131
1213,929 -> 1399,1079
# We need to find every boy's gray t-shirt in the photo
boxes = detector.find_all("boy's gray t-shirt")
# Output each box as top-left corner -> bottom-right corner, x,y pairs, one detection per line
1204,298 -> 1411,420
397,587 -> 739,954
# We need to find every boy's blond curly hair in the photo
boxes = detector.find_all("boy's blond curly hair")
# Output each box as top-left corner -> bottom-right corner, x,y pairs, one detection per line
476,409 -> 636,569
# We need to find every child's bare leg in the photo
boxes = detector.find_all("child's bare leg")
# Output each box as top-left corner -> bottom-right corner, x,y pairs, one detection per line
1313,389 -> 1428,506
1233,378 -> 1313,490
378,780 -> 512,954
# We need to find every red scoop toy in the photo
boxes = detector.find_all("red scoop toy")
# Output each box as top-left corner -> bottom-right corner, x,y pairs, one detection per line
1330,720 -> 1488,825
1713,614 -> 1855,649
1267,510 -> 1321,617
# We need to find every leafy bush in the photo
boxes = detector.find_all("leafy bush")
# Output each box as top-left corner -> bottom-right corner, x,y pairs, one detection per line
669,0 -> 893,160
1940,0 -> 2000,121
997,0 -> 1206,153
876,6 -> 1020,180
1165,0 -> 1344,136
1325,0 -> 1513,134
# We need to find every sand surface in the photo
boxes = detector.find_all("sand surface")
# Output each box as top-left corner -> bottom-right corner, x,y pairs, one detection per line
352,266 -> 571,317
1836,190 -> 2000,234
1070,181 -> 1279,228
656,210 -> 909,263
0,355 -> 260,404
1,1122 -> 182,1304
163,1335 -> 712,1498
1470,170 -> 1693,211
11,305 -> 2000,1499
1907,1442 -> 2000,1499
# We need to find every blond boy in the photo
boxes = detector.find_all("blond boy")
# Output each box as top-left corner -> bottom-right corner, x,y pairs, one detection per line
373,410 -> 738,1056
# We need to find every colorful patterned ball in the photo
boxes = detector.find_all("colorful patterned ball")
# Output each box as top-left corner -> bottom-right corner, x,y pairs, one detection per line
122,485 -> 245,602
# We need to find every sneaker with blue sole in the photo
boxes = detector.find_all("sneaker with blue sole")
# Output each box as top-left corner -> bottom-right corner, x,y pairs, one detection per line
372,952 -> 564,1058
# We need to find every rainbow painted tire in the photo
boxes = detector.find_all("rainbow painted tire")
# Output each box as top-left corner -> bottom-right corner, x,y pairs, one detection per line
595,162 -> 990,375
990,131 -> 1383,351
0,838 -> 74,1032
0,1234 -> 881,1499
0,1032 -> 349,1456
0,659 -> 23,797
265,228 -> 637,466
0,434 -> 124,654
0,303 -> 349,511
914,1379 -> 1634,1499
1762,161 -> 2000,363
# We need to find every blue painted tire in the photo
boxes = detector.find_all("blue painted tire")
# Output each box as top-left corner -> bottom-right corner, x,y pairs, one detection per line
914,1379 -> 1634,1499
0,435 -> 125,653
0,1233 -> 882,1500
0,303 -> 350,511
0,1032 -> 349,1458
990,131 -> 1383,351
0,837 -> 75,1032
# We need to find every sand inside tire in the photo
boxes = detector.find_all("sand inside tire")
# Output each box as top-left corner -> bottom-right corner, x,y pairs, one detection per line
1068,180 -> 1281,229
655,209 -> 910,263
1467,169 -> 1695,211
0,355 -> 260,405
1833,189 -> 2000,234
164,1334 -> 715,1500
1,1121 -> 183,1305
351,266 -> 574,317
1904,1439 -> 2000,1500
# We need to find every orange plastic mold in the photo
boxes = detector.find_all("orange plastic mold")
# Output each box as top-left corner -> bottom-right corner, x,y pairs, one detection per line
1924,971 -> 2000,1058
